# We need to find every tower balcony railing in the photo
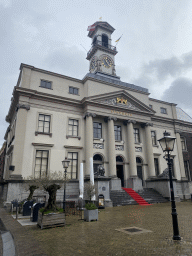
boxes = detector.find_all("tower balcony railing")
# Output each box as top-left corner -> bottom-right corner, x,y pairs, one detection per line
87,40 -> 117,57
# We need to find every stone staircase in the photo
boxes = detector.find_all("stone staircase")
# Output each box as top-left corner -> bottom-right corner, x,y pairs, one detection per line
110,188 -> 168,207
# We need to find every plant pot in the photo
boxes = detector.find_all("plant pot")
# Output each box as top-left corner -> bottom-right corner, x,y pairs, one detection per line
84,209 -> 98,222
37,211 -> 65,229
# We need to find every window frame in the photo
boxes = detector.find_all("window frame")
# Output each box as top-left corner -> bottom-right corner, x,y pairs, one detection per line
38,114 -> 51,134
151,131 -> 157,146
67,152 -> 78,179
93,122 -> 102,139
34,150 -> 49,178
184,160 -> 191,181
114,125 -> 122,141
134,128 -> 140,143
154,158 -> 159,176
180,137 -> 187,151
69,86 -> 79,95
160,107 -> 167,114
68,119 -> 79,136
40,79 -> 52,90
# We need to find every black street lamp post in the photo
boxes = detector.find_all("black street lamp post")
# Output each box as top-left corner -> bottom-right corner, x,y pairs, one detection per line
62,157 -> 70,212
158,131 -> 181,240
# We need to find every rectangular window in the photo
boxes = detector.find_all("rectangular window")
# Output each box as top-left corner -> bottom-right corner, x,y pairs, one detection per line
180,137 -> 187,151
151,131 -> 157,145
68,152 -> 78,179
93,122 -> 102,139
134,128 -> 140,143
69,86 -> 79,95
38,114 -> 51,133
34,150 -> 49,178
40,80 -> 52,89
160,107 -> 167,114
68,119 -> 78,136
184,160 -> 191,181
154,158 -> 159,176
114,125 -> 122,141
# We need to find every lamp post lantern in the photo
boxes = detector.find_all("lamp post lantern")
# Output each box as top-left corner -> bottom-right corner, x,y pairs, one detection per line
62,157 -> 70,212
158,131 -> 181,240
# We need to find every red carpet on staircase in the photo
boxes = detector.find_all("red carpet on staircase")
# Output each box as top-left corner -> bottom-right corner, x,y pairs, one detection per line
123,188 -> 151,206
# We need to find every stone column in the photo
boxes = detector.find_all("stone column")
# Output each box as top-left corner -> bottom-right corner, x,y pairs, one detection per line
126,120 -> 137,177
85,113 -> 95,176
145,123 -> 156,178
11,104 -> 30,178
107,117 -> 116,177
175,132 -> 186,179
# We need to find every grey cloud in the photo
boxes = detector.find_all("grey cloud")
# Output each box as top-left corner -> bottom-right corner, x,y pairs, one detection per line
43,46 -> 88,79
162,77 -> 192,114
133,51 -> 192,89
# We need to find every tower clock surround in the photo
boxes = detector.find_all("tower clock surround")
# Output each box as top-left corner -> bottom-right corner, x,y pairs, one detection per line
87,21 -> 118,77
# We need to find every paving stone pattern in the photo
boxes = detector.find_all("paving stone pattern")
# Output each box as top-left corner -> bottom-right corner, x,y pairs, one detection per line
1,201 -> 192,255
28,201 -> 192,256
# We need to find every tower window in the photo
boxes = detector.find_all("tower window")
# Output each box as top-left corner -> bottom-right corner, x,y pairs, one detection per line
102,34 -> 108,48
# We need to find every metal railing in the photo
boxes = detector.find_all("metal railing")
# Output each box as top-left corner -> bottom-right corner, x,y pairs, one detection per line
87,40 -> 116,57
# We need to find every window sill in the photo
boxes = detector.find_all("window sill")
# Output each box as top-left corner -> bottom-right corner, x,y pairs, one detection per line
39,86 -> 53,90
35,131 -> 52,137
66,135 -> 81,140
94,138 -> 104,142
153,145 -> 159,148
135,142 -> 142,145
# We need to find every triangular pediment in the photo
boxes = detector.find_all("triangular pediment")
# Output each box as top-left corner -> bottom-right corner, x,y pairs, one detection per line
84,90 -> 155,114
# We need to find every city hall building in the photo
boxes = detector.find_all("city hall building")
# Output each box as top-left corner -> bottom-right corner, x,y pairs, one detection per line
1,21 -> 192,204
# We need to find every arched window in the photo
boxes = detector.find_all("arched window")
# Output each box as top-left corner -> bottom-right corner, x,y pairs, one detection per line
102,34 -> 108,48
136,157 -> 142,164
93,36 -> 97,46
93,154 -> 103,174
116,155 -> 123,163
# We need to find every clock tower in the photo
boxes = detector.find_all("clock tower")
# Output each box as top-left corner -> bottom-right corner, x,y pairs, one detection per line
87,21 -> 118,77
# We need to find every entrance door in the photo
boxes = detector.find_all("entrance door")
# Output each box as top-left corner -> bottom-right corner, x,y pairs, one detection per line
136,157 -> 143,185
117,165 -> 124,187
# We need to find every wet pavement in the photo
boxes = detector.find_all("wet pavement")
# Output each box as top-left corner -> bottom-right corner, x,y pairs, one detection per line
1,201 -> 192,255
28,201 -> 192,256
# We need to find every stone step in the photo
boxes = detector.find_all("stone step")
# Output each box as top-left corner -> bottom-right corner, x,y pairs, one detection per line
110,188 -> 168,206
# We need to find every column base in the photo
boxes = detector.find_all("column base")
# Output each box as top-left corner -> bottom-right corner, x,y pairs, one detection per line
127,177 -> 142,191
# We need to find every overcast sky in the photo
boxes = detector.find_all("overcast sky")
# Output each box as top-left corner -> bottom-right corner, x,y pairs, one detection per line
1,0 -> 192,147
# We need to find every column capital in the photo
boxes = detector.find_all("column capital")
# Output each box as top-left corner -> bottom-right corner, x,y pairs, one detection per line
104,116 -> 117,122
84,112 -> 96,119
141,122 -> 153,128
16,104 -> 30,111
123,119 -> 136,125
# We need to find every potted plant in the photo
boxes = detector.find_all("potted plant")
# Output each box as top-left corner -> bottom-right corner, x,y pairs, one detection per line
26,171 -> 69,229
84,181 -> 98,222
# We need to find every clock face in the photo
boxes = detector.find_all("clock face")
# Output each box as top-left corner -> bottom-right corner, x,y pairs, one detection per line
90,57 -> 97,71
101,56 -> 113,68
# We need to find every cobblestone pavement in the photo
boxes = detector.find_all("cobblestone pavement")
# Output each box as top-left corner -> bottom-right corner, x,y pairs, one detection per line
1,201 -> 192,256
27,201 -> 192,256
0,206 -> 47,256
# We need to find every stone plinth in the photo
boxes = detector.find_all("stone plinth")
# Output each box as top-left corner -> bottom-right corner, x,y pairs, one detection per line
127,177 -> 142,191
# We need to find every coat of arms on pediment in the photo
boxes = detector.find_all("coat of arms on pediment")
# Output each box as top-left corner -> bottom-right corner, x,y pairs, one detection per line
99,97 -> 141,111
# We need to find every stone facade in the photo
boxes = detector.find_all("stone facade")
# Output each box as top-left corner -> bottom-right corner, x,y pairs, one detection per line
1,21 -> 192,204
